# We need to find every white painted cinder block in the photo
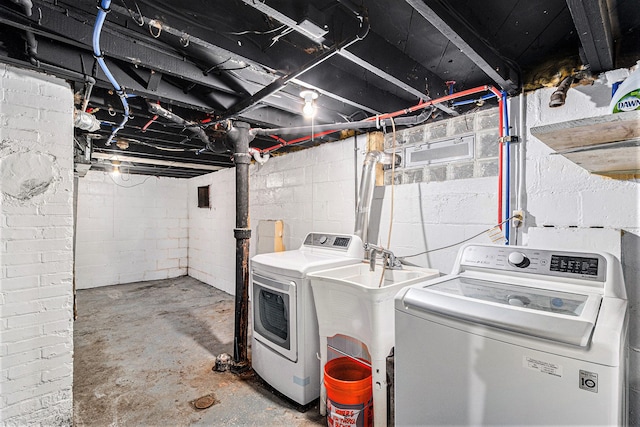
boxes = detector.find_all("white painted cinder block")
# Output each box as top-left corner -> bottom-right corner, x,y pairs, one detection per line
75,171 -> 189,289
0,64 -> 74,426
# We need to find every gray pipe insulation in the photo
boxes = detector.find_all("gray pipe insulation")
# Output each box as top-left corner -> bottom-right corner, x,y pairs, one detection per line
147,102 -> 229,153
251,107 -> 435,138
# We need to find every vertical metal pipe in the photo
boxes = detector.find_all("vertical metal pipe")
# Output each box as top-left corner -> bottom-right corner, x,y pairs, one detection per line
227,121 -> 252,372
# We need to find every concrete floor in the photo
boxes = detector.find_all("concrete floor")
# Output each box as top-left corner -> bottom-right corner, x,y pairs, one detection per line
73,276 -> 325,426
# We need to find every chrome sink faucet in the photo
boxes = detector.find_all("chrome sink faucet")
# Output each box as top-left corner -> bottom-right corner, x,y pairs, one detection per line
364,243 -> 402,271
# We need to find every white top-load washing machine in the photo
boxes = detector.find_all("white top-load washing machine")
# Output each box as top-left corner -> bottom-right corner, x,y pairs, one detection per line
394,243 -> 628,426
251,232 -> 364,405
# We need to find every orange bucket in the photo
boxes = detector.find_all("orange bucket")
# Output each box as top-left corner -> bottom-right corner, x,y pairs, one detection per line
324,357 -> 373,427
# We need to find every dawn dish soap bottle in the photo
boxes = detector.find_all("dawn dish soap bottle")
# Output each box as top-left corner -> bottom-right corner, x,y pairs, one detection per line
610,61 -> 640,113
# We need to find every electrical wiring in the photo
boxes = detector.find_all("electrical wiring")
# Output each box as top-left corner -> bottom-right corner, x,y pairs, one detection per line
108,171 -> 156,188
226,24 -> 286,36
120,137 -> 204,152
118,0 -> 144,26
377,117 -> 398,288
399,215 -> 517,259
268,26 -> 294,48
385,117 -> 397,250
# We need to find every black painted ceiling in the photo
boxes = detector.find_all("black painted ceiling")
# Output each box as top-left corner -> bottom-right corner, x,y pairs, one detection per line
1,0 -> 638,177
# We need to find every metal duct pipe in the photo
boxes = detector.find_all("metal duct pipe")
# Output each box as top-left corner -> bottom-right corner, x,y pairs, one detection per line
227,121 -> 254,373
354,151 -> 399,244
549,76 -> 574,108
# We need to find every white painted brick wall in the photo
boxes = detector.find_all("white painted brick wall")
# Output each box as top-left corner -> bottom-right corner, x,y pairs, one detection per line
75,170 -> 189,289
0,64 -> 74,426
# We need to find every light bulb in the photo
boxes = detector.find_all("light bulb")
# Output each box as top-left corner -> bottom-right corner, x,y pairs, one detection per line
300,90 -> 318,118
302,101 -> 317,118
112,165 -> 120,176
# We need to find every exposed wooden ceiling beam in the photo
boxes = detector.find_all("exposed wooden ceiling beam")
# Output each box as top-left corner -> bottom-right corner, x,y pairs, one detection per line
566,0 -> 614,72
406,0 -> 519,93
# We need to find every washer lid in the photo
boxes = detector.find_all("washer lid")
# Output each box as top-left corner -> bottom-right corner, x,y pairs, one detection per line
401,276 -> 601,347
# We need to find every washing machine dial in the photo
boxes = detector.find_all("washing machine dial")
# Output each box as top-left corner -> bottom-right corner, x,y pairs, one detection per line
508,252 -> 530,268
318,235 -> 328,244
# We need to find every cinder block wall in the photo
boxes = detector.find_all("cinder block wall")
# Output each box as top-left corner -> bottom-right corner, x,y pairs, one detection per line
186,135 -> 359,296
75,170 -> 189,289
0,65 -> 74,425
188,170 -> 237,295
249,138 -> 359,250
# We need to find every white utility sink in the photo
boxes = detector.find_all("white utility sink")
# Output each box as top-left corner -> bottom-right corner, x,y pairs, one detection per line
313,262 -> 432,289
308,261 -> 439,427
308,262 -> 440,346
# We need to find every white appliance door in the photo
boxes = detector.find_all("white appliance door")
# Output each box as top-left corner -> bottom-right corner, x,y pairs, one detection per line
394,309 -> 623,426
401,275 -> 601,346
252,273 -> 297,362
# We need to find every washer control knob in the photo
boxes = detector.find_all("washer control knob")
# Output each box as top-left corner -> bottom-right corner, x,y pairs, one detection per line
318,235 -> 328,244
508,252 -> 530,268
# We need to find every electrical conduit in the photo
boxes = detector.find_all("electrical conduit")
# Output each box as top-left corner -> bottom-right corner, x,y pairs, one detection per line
93,0 -> 130,145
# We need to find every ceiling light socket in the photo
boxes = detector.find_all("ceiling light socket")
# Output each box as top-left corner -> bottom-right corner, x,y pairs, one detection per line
300,90 -> 318,102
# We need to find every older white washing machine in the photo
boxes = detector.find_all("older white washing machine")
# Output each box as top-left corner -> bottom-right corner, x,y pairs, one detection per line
395,243 -> 628,426
250,232 -> 364,405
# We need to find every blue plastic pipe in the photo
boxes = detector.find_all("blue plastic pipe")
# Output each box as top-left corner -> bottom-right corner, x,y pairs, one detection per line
451,93 -> 497,107
93,0 -> 130,145
502,91 -> 511,245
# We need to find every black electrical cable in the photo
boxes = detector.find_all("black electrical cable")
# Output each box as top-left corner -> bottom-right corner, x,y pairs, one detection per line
399,215 -> 517,259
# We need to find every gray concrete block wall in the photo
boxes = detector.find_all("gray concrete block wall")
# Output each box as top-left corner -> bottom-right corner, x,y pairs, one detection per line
384,107 -> 501,185
0,64 -> 74,426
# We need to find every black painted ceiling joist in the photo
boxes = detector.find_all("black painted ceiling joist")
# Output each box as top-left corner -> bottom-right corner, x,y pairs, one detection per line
565,0 -> 614,72
240,0 -> 457,115
405,0 -> 520,93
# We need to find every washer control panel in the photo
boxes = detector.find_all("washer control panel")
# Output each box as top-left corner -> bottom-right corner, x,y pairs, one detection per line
460,245 -> 606,282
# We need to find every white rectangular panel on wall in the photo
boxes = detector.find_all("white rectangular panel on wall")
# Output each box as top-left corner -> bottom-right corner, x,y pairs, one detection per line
257,220 -> 285,254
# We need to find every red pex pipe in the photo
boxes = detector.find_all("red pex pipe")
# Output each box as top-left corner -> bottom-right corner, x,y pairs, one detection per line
141,114 -> 158,132
258,85 -> 499,155
255,83 -> 507,229
261,130 -> 337,153
485,86 -> 505,229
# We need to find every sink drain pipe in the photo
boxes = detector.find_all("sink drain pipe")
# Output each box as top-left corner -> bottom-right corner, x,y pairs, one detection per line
226,121 -> 254,373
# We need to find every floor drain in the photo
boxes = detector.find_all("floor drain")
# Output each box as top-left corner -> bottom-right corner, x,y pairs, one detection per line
193,394 -> 217,410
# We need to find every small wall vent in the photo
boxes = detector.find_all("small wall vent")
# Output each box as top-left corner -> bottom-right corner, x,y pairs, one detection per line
405,134 -> 474,167
198,185 -> 210,208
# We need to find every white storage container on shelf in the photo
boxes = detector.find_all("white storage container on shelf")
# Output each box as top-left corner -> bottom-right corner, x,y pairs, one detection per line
610,61 -> 640,113
308,262 -> 439,427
